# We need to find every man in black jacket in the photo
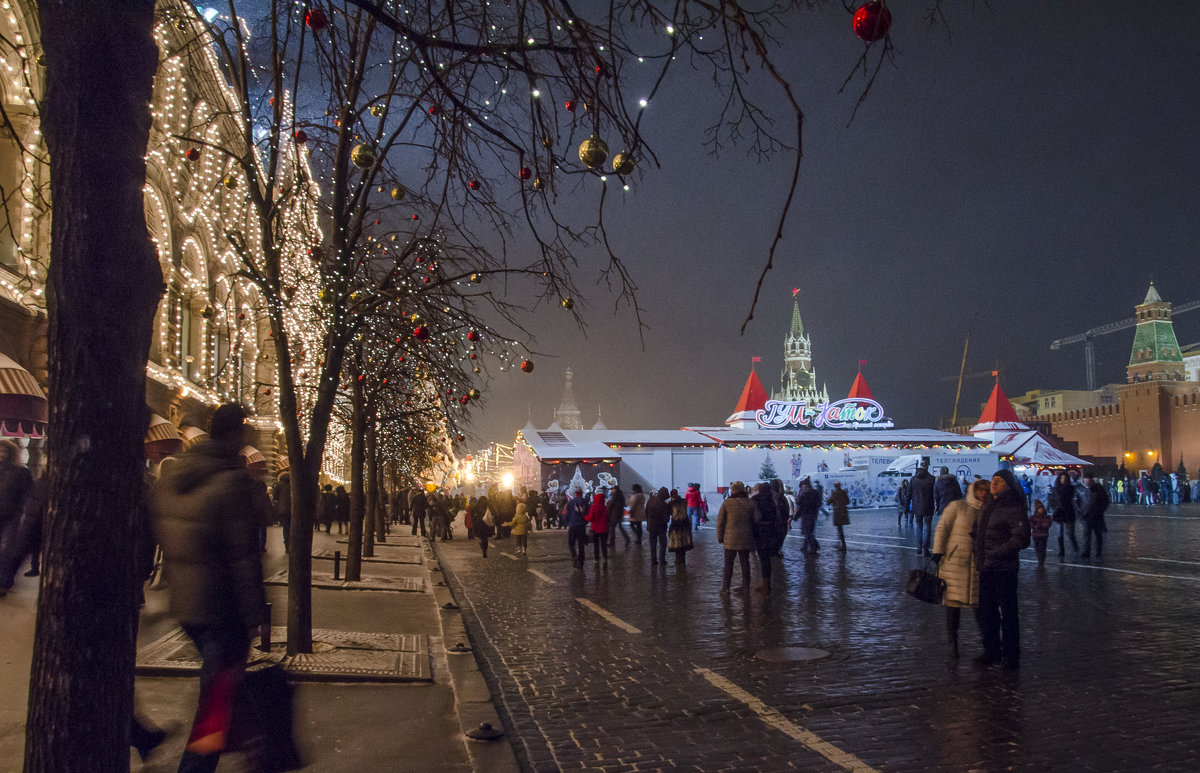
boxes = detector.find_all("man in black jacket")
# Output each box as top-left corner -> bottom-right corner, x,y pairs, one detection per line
910,462 -> 936,556
972,469 -> 1031,669
153,404 -> 267,773
794,478 -> 822,554
1080,472 -> 1110,558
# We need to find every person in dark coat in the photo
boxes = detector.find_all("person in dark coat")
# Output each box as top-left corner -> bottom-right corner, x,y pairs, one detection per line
645,487 -> 670,565
1051,471 -> 1079,556
827,482 -> 850,552
972,469 -> 1031,669
471,494 -> 492,557
562,489 -> 589,566
666,488 -> 693,565
272,471 -> 292,553
152,404 -> 267,773
607,487 -> 630,548
910,463 -> 937,556
934,466 -> 963,515
794,478 -> 821,554
896,479 -> 912,526
0,439 -> 33,595
769,479 -> 790,556
318,484 -> 335,533
410,487 -> 429,537
1080,472 -> 1110,558
334,485 -> 350,535
750,483 -> 778,593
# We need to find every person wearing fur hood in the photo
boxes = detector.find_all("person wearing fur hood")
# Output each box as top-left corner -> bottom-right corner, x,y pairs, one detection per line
932,478 -> 990,659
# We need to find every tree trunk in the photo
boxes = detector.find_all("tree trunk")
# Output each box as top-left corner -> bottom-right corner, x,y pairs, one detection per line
25,2 -> 160,770
286,457 -> 316,654
346,372 -> 365,581
366,418 -> 381,543
363,397 -> 376,557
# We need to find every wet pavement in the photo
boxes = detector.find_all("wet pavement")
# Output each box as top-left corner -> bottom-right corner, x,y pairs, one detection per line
436,504 -> 1200,772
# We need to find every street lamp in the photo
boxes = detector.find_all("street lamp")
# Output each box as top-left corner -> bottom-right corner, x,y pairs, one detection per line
501,472 -> 514,490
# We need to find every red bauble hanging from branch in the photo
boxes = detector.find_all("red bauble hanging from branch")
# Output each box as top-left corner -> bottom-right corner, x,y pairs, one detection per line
305,8 -> 328,32
467,330 -> 479,342
413,325 -> 430,341
852,2 -> 891,42
518,166 -> 533,181
294,129 -> 307,144
520,359 -> 534,373
185,147 -> 201,161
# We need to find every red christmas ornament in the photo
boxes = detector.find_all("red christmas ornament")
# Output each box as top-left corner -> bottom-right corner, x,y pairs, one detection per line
467,330 -> 479,342
411,214 -> 420,220
468,180 -> 481,190
294,129 -> 307,144
469,353 -> 476,359
185,147 -> 200,161
852,2 -> 892,42
428,104 -> 439,116
520,359 -> 534,373
305,8 -> 328,32
413,325 -> 430,340
565,100 -> 576,112
460,395 -> 470,404
518,167 -> 533,180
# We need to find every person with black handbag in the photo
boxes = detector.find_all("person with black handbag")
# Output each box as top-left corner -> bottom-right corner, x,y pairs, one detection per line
931,479 -> 988,659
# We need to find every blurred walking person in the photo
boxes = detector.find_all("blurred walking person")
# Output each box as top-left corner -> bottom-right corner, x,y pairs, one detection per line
1080,472 -> 1110,559
827,481 -> 850,552
750,483 -> 779,593
627,484 -> 646,545
717,481 -> 758,594
563,488 -> 589,566
667,488 -> 693,565
607,486 -> 630,548
586,491 -> 610,566
1029,499 -> 1052,565
932,478 -> 988,659
645,487 -> 670,565
1051,471 -> 1079,556
152,404 -> 268,773
794,478 -> 821,554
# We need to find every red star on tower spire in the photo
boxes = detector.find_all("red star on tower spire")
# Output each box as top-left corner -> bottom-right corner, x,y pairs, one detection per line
792,288 -> 800,297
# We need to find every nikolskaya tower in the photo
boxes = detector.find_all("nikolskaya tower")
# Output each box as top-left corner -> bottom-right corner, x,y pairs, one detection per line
773,296 -> 828,404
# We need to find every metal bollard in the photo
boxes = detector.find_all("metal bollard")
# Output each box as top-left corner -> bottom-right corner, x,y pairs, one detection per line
258,602 -> 272,652
333,550 -> 341,580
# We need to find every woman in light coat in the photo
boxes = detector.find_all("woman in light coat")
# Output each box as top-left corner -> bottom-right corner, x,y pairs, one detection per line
932,478 -> 989,659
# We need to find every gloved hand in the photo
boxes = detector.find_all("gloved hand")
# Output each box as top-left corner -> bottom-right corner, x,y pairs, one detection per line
931,553 -> 943,564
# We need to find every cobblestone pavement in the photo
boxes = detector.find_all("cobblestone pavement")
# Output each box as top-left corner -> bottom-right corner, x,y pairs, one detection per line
435,504 -> 1200,772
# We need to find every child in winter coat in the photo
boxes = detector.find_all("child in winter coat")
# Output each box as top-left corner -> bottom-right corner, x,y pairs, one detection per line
503,503 -> 532,555
1030,499 -> 1053,566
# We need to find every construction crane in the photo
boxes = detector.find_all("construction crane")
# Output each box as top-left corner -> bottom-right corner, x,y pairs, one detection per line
1050,299 -> 1200,391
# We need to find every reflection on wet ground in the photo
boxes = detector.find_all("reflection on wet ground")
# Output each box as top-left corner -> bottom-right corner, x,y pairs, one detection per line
439,504 -> 1200,771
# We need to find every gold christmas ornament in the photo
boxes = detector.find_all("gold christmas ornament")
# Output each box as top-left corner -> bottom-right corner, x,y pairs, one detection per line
470,273 -> 483,283
369,105 -> 383,117
612,151 -> 636,176
473,367 -> 480,374
578,135 -> 608,169
561,297 -> 574,310
351,144 -> 376,168
532,177 -> 546,191
541,136 -> 553,149
390,186 -> 406,200
468,388 -> 481,400
222,175 -> 237,189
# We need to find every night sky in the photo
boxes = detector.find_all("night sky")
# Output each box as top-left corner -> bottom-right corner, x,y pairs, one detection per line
465,2 -> 1200,449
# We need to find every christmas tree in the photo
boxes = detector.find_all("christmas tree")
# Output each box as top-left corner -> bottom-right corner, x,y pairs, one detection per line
759,454 -> 779,480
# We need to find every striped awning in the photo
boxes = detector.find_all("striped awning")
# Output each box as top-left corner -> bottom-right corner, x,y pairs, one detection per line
0,352 -> 47,439
180,425 -> 208,451
240,444 -> 267,469
145,414 -> 182,456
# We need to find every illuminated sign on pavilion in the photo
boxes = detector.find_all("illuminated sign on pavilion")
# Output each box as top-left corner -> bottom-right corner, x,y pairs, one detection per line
755,398 -> 894,430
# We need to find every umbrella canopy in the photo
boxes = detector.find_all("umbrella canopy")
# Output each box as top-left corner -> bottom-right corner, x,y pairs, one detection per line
0,352 -> 47,439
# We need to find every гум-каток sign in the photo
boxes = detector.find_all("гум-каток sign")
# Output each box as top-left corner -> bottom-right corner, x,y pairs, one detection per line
755,398 -> 894,431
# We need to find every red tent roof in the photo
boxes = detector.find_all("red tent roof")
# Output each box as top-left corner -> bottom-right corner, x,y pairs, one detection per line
847,372 -> 874,400
725,369 -> 770,425
972,382 -> 1026,432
